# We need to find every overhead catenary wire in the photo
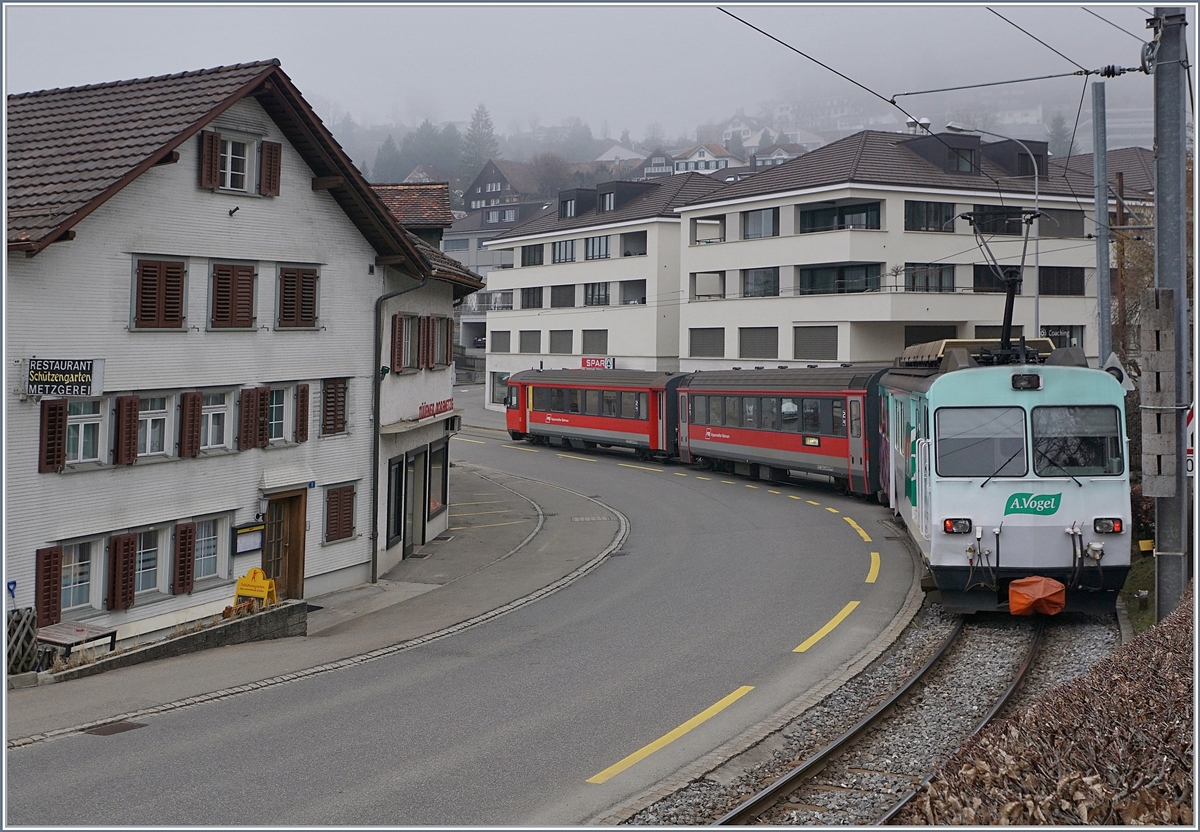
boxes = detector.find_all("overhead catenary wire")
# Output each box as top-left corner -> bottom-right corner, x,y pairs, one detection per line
988,7 -> 1090,71
1082,7 -> 1148,43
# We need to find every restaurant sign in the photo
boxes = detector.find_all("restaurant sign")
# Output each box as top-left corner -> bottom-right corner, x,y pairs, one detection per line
26,359 -> 104,396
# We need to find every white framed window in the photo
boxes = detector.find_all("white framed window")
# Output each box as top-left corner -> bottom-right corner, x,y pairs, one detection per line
194,518 -> 219,580
66,400 -> 103,464
486,210 -> 500,223
600,192 -> 614,212
138,396 -> 170,456
503,208 -> 517,222
61,541 -> 94,610
219,134 -> 257,192
200,392 -> 229,450
268,388 -> 287,440
135,530 -> 160,593
552,240 -> 575,263
436,318 -> 451,366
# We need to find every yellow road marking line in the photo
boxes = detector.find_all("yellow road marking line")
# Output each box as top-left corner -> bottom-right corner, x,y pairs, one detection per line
866,552 -> 880,583
618,463 -> 662,473
696,476 -> 712,481
806,500 -> 820,506
587,686 -> 754,784
557,453 -> 595,462
720,480 -> 735,484
825,507 -> 839,513
451,436 -> 486,444
789,495 -> 802,500
449,509 -> 514,517
503,445 -> 539,453
768,489 -> 781,494
674,472 -> 689,476
845,517 -> 873,542
745,484 -> 759,489
449,520 -> 530,530
794,601 -> 860,652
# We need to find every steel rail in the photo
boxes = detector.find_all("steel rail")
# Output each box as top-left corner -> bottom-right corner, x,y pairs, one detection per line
712,616 -> 967,826
875,617 -> 1046,825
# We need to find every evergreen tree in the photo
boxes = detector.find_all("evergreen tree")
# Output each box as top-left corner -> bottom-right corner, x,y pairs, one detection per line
371,134 -> 405,183
462,103 -> 500,180
724,132 -> 745,160
1047,112 -> 1077,158
620,128 -> 632,147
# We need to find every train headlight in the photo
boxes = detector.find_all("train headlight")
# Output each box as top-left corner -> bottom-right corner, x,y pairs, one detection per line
943,518 -> 972,534
1011,373 -> 1042,390
1093,518 -> 1124,534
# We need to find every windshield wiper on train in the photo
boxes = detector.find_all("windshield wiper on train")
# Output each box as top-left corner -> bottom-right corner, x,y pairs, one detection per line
980,446 -> 1025,488
1034,447 -> 1084,486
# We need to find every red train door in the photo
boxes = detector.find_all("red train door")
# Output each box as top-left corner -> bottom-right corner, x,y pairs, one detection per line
847,396 -> 866,492
656,391 -> 666,450
678,391 -> 691,463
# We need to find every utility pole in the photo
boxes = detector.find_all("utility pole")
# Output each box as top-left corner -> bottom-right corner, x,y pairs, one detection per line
1145,7 -> 1192,621
1115,172 -> 1127,358
1094,82 -> 1112,361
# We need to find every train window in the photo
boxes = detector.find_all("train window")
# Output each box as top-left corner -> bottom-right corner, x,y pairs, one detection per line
506,385 -> 519,409
709,396 -> 723,426
638,392 -> 649,420
802,399 -> 821,433
761,397 -> 780,431
781,398 -> 798,431
568,390 -> 582,414
742,397 -> 758,429
692,395 -> 708,425
550,388 -> 567,413
935,407 -> 1027,477
1032,406 -> 1123,476
585,390 -> 601,416
724,397 -> 740,427
620,391 -> 638,419
602,390 -> 620,417
533,387 -> 551,412
845,400 -> 857,438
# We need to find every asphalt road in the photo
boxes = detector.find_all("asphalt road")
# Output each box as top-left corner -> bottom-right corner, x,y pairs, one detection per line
6,417 -> 914,826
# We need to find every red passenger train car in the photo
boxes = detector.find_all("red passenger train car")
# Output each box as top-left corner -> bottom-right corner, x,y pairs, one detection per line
505,369 -> 685,457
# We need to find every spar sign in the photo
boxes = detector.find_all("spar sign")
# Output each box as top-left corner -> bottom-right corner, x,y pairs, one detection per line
1004,493 -> 1062,516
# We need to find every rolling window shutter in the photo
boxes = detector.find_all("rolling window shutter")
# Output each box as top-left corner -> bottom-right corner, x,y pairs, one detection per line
113,395 -> 139,465
172,522 -> 196,595
298,270 -> 317,326
256,386 -> 271,447
39,399 -> 67,473
278,268 -> 298,327
260,141 -> 282,196
199,131 -> 221,188
390,314 -> 403,372
179,391 -> 202,457
35,546 -> 63,626
295,384 -> 309,443
238,388 -> 259,451
106,533 -> 137,611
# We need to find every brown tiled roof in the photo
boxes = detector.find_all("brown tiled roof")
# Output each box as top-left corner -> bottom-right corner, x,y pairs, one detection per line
1050,146 -> 1155,200
7,59 -> 430,280
684,130 -> 1095,208
372,183 -> 454,228
492,172 -> 725,240
407,232 -> 484,293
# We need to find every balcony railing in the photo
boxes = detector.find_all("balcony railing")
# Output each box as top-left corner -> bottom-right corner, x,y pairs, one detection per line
461,292 -> 514,313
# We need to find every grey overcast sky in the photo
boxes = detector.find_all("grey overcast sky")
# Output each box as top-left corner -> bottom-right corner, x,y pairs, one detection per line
2,3 -> 1169,139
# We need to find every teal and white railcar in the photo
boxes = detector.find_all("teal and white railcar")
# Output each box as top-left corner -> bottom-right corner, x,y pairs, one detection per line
879,340 -> 1131,614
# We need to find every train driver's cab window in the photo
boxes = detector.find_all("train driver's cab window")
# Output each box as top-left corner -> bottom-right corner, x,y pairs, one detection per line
533,387 -> 551,411
935,407 -> 1027,477
1032,406 -> 1123,476
692,395 -> 708,425
506,385 -> 519,409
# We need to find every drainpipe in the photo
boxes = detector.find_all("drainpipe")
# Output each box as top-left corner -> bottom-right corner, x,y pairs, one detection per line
371,267 -> 428,583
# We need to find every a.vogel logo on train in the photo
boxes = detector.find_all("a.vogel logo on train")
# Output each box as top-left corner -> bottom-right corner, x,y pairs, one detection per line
1003,493 -> 1062,516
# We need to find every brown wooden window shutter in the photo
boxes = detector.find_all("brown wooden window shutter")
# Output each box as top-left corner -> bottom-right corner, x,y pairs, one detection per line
445,317 -> 455,366
278,268 -> 317,328
322,378 -> 347,435
238,388 -> 259,450
211,264 -> 256,328
113,395 -> 140,465
427,317 -> 439,369
35,546 -> 63,626
39,398 -> 68,473
199,130 -> 221,188
260,141 -> 282,196
295,384 -> 310,443
390,314 -> 403,372
106,533 -> 137,611
179,391 -> 202,457
172,522 -> 196,595
136,260 -> 187,328
419,316 -> 431,368
325,485 -> 354,542
256,386 -> 271,447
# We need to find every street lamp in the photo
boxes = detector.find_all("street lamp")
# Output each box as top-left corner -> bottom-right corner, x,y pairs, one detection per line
945,122 -> 1040,339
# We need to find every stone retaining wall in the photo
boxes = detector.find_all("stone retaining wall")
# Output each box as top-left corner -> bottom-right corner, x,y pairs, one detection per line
50,600 -> 307,683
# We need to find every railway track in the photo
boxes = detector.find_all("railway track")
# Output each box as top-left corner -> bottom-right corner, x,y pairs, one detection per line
713,615 -> 1044,826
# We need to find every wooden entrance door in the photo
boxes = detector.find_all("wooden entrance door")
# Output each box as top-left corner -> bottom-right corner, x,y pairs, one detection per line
263,490 -> 306,599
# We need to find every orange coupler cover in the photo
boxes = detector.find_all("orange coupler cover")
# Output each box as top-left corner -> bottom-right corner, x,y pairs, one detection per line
1009,576 -> 1066,615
